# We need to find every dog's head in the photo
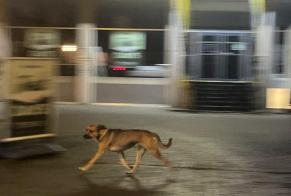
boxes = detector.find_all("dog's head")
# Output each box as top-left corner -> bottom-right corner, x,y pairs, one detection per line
83,124 -> 107,140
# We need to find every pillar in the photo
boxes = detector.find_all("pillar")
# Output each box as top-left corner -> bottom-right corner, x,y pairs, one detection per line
75,0 -> 98,103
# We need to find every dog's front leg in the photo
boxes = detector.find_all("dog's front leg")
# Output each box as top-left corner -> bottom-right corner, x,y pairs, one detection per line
127,146 -> 146,174
119,151 -> 133,170
79,144 -> 106,171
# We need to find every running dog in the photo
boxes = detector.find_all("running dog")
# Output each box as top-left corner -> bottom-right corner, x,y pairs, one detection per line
78,124 -> 173,174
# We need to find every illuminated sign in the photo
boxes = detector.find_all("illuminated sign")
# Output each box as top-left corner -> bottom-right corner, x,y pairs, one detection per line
24,29 -> 60,57
109,32 -> 146,67
109,32 -> 146,51
8,59 -> 55,137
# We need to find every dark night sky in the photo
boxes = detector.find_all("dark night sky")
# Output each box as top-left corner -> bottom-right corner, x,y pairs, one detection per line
7,0 -> 169,28
5,0 -> 291,29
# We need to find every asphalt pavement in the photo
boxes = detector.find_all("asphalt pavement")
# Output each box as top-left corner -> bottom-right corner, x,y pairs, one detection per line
1,104 -> 291,196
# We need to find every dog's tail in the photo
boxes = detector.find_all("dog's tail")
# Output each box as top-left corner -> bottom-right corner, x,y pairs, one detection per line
156,136 -> 173,149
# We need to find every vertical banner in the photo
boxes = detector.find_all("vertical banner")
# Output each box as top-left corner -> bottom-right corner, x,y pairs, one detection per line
8,58 -> 55,137
172,0 -> 191,29
249,0 -> 266,29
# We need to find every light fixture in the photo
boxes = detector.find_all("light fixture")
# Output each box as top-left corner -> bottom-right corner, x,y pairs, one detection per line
61,45 -> 77,52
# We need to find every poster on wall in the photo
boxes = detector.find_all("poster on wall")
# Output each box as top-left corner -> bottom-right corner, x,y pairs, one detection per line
8,59 -> 55,137
24,29 -> 60,58
109,32 -> 146,69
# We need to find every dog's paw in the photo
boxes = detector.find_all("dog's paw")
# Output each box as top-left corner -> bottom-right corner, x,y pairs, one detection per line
78,166 -> 88,171
125,171 -> 134,175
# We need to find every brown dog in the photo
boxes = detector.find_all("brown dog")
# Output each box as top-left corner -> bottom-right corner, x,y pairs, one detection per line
78,124 -> 173,174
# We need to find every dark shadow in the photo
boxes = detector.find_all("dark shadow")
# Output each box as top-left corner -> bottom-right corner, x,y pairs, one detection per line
59,173 -> 175,196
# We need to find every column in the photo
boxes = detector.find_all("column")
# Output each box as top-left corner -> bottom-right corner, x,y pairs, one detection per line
255,12 -> 275,109
283,26 -> 291,79
0,0 -> 10,138
256,12 -> 276,83
167,10 -> 186,107
0,0 -> 10,59
75,0 -> 98,103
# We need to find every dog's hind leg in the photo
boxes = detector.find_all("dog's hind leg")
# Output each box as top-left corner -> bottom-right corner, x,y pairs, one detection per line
127,145 -> 146,174
119,151 -> 133,170
149,148 -> 172,169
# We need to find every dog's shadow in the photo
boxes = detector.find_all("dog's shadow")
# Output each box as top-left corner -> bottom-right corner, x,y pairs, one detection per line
78,173 -> 176,196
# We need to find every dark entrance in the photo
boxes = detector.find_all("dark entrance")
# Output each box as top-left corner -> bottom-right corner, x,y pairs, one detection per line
186,30 -> 256,112
187,30 -> 253,81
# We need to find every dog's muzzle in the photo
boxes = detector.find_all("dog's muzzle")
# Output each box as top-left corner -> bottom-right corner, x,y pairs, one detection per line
83,134 -> 92,139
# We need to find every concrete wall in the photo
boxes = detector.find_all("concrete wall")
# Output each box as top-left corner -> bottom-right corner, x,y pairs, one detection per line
55,77 -> 168,104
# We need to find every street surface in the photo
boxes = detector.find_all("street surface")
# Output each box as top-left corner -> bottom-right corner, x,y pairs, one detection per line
1,104 -> 291,196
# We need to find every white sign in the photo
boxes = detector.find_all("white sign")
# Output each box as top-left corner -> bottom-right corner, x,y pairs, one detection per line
24,29 -> 60,57
8,59 -> 55,137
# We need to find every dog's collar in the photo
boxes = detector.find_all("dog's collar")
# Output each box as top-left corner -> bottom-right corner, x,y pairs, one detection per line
96,129 -> 109,142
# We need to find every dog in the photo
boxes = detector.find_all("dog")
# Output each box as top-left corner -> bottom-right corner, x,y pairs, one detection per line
78,124 -> 173,174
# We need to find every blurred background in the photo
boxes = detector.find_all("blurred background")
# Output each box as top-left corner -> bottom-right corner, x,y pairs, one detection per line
0,0 -> 290,111
0,0 -> 290,138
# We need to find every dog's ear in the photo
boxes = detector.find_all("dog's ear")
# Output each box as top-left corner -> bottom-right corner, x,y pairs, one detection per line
97,124 -> 107,131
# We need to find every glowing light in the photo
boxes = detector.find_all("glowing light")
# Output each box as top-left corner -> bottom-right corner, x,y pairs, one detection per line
112,66 -> 126,71
61,45 -> 77,52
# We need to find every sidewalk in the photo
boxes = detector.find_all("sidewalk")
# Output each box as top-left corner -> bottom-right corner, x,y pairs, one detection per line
0,104 -> 291,196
